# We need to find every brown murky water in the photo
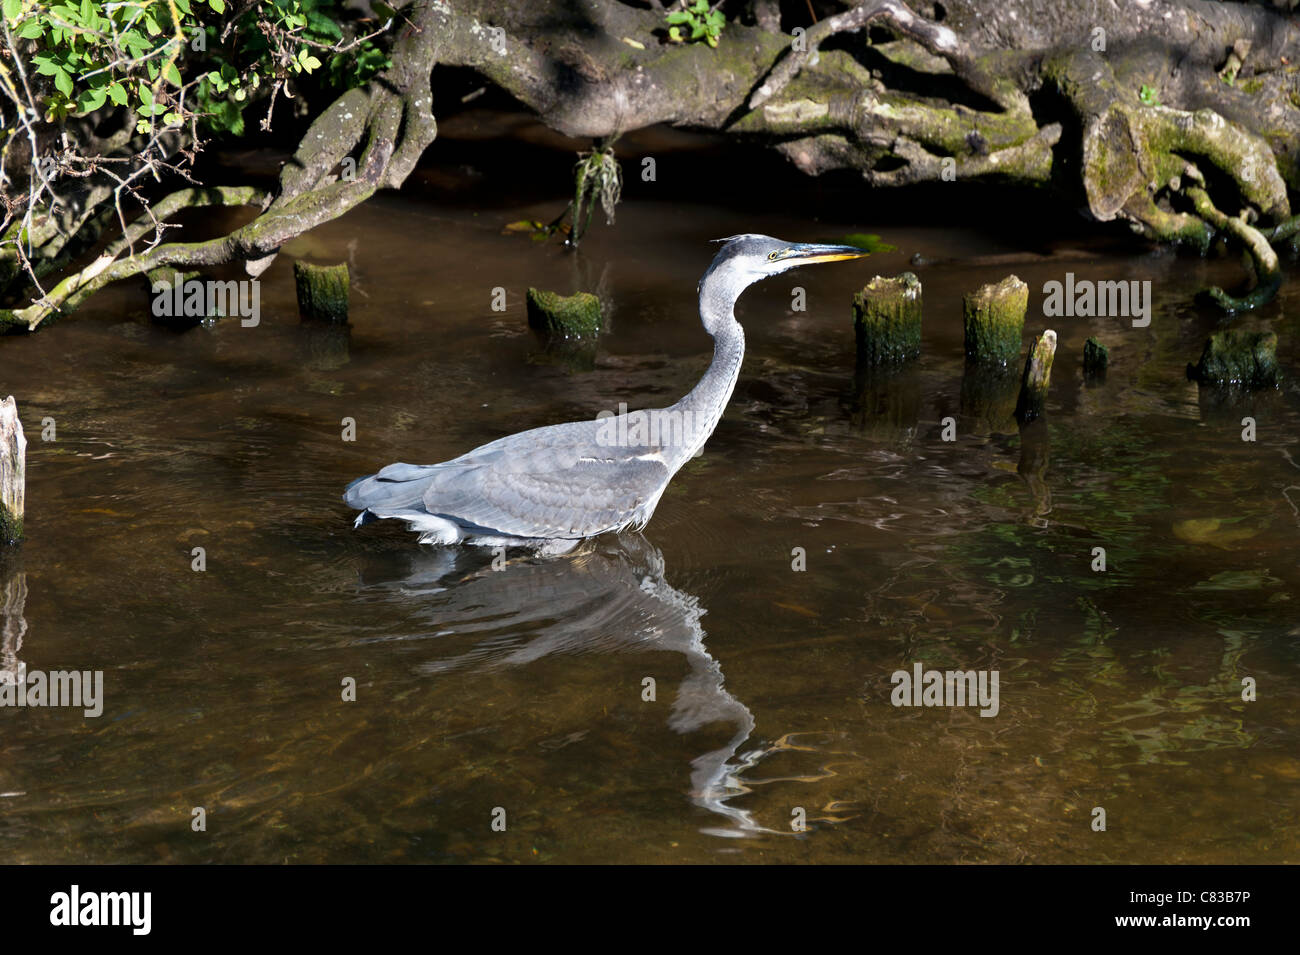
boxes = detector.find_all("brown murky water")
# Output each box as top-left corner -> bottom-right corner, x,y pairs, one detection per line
2,135 -> 1298,863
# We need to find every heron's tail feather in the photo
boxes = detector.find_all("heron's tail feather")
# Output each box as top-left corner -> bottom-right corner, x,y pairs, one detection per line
355,507 -> 462,544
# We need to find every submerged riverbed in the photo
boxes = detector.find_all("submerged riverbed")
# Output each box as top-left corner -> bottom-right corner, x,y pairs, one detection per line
1,155 -> 1297,862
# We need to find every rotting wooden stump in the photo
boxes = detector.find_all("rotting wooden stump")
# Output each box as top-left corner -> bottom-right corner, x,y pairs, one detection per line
1083,337 -> 1109,379
294,262 -> 350,324
0,564 -> 26,682
963,275 -> 1027,367
852,272 -> 922,366
0,396 -> 25,544
526,288 -> 602,339
1016,329 -> 1057,424
1186,330 -> 1280,389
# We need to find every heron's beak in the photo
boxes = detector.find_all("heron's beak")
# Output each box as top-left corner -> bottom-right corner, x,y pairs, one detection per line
778,243 -> 870,265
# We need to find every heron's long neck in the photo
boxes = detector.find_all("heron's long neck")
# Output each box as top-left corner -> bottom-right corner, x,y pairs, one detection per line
670,279 -> 746,461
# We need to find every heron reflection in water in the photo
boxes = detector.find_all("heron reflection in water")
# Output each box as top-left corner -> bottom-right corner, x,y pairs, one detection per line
357,535 -> 779,836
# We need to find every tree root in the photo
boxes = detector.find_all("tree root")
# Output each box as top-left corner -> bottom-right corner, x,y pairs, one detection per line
1182,165 -> 1282,312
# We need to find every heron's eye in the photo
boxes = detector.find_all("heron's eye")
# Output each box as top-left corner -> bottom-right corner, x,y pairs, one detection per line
767,251 -> 779,260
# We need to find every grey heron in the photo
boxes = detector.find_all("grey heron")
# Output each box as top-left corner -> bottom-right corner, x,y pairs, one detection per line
344,234 -> 867,551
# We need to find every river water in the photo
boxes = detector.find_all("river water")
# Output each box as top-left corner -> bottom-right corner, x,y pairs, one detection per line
1,130 -> 1297,863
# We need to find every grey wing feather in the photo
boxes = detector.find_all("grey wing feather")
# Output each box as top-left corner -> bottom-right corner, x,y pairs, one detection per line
424,419 -> 672,538
345,418 -> 673,540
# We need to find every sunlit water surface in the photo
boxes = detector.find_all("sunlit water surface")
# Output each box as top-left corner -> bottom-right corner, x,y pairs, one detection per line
1,174 -> 1298,863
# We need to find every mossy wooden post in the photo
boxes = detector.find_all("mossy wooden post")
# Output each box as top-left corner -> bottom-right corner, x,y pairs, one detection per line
1083,337 -> 1108,379
1016,329 -> 1057,424
959,274 -> 1026,433
1187,330 -> 1280,388
0,397 -> 25,544
526,288 -> 602,339
0,563 -> 25,682
294,262 -> 350,324
852,272 -> 922,366
963,275 -> 1027,367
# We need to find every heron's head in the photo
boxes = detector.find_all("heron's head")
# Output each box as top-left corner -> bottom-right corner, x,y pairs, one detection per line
706,234 -> 868,285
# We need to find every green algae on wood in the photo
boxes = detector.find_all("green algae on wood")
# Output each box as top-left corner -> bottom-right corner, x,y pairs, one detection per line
852,272 -> 922,366
1015,329 -> 1057,424
294,262 -> 350,324
1083,337 -> 1109,378
1186,330 -> 1280,388
526,288 -> 602,339
0,397 -> 25,544
963,275 -> 1027,367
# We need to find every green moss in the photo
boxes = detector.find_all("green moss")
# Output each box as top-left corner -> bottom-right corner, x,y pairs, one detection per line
963,275 -> 1027,366
0,509 -> 20,543
852,272 -> 922,365
1083,336 -> 1109,378
1187,330 -> 1280,388
526,288 -> 602,339
294,262 -> 350,323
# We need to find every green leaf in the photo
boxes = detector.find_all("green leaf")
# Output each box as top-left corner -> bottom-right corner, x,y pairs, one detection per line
208,0 -> 225,12
173,0 -> 191,12
665,11 -> 690,24
305,11 -> 342,41
121,30 -> 151,56
17,19 -> 44,39
106,82 -> 128,106
163,61 -> 181,86
78,86 -> 106,112
54,68 -> 73,97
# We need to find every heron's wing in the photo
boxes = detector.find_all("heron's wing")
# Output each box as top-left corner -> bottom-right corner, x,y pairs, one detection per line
422,418 -> 675,539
